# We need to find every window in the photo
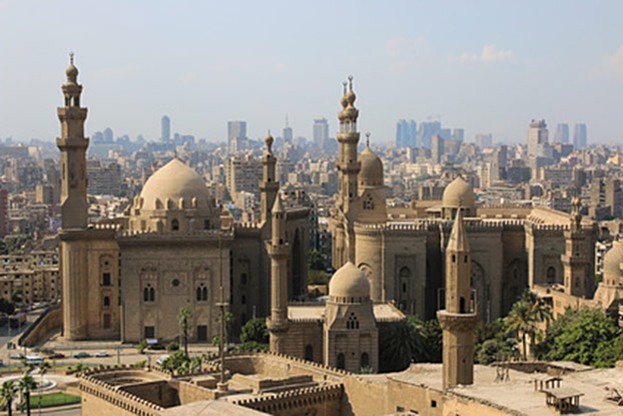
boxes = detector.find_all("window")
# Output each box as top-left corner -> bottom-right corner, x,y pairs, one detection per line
363,194 -> 374,210
103,296 -> 110,307
144,326 -> 155,339
337,353 -> 345,370
305,345 -> 314,361
103,314 -> 111,329
360,352 -> 369,369
241,294 -> 246,305
172,278 -> 180,287
204,220 -> 210,230
347,313 -> 359,329
240,273 -> 248,285
143,285 -> 155,303
546,267 -> 556,284
460,297 -> 466,313
171,219 -> 179,231
196,284 -> 208,302
102,272 -> 111,286
197,325 -> 208,342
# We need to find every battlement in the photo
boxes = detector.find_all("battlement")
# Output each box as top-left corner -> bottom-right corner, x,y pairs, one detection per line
232,383 -> 343,414
118,228 -> 233,239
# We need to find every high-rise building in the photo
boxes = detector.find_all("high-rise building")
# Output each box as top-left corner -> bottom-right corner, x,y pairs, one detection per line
452,128 -> 464,142
431,134 -> 444,163
313,118 -> 329,150
554,123 -> 569,144
573,123 -> 587,149
161,115 -> 171,142
103,127 -> 114,144
417,121 -> 441,149
475,133 -> 493,149
527,119 -> 548,159
283,115 -> 293,143
228,121 -> 247,153
395,119 -> 417,148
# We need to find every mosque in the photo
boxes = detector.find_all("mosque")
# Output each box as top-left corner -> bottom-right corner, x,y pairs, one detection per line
56,58 -> 310,343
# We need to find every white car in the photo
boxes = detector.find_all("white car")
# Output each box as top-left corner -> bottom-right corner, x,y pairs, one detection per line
156,355 -> 170,366
94,351 -> 110,357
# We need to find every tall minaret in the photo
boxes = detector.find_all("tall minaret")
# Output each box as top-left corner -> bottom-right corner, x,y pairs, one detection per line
335,76 -> 361,265
562,197 -> 592,297
260,132 -> 279,225
56,53 -> 89,229
266,196 -> 289,353
437,210 -> 478,390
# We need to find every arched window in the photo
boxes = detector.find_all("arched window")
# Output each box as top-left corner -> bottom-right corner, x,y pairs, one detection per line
546,267 -> 556,284
143,287 -> 149,302
460,296 -> 466,313
363,194 -> 374,210
360,352 -> 369,369
103,296 -> 110,307
149,287 -> 155,302
202,286 -> 208,301
196,287 -> 202,302
171,219 -> 179,231
337,353 -> 345,370
304,345 -> 313,361
196,284 -> 208,302
347,313 -> 359,330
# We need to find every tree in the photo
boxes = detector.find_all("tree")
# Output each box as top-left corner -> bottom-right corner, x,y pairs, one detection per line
178,307 -> 192,358
308,249 -> 324,271
240,318 -> 268,344
379,320 -> 425,372
0,380 -> 17,416
18,374 -> 36,416
535,308 -> 621,367
37,361 -> 50,414
0,299 -> 15,315
504,299 -> 534,360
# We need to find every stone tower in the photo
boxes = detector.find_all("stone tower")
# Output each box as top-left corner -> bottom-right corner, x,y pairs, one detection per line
260,132 -> 279,225
266,196 -> 289,353
57,53 -> 89,229
57,56 -> 120,340
332,76 -> 361,268
437,210 -> 478,390
562,197 -> 593,297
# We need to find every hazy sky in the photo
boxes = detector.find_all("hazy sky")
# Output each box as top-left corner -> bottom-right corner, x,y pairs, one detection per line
2,0 -> 623,145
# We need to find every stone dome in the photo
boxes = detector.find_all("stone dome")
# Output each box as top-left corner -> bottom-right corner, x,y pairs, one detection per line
329,261 -> 370,300
139,159 -> 211,211
442,176 -> 476,208
603,240 -> 623,284
359,146 -> 383,187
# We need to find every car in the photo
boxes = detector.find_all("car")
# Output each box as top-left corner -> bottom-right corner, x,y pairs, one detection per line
156,355 -> 170,366
9,352 -> 24,360
73,352 -> 91,359
94,351 -> 110,357
25,355 -> 43,365
47,353 -> 65,359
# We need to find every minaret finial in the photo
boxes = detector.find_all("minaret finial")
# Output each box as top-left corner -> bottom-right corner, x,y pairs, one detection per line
348,75 -> 353,91
265,130 -> 274,153
69,52 -> 75,65
365,132 -> 371,147
342,81 -> 347,95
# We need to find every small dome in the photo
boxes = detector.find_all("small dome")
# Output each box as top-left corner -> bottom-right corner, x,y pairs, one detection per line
139,159 -> 211,211
359,146 -> 383,187
65,64 -> 78,81
329,262 -> 370,300
603,241 -> 623,284
442,176 -> 475,208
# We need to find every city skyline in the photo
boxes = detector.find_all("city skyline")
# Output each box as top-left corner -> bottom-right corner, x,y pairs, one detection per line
2,1 -> 623,144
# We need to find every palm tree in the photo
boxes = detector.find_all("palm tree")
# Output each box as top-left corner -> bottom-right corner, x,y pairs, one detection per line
37,360 -> 51,415
178,307 -> 192,358
18,374 -> 36,416
379,320 -> 425,372
504,300 -> 534,360
1,380 -> 17,416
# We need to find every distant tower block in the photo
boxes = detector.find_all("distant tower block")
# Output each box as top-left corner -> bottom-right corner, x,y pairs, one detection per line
437,209 -> 478,390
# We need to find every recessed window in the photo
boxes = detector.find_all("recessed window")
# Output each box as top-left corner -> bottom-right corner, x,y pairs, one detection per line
172,278 -> 180,287
102,272 -> 111,286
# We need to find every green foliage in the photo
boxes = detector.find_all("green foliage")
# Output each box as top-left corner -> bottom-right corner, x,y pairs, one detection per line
29,392 -> 80,408
0,380 -> 17,416
235,341 -> 269,353
534,308 -> 622,367
240,318 -> 269,344
137,340 -> 148,354
474,319 -> 516,364
167,341 -> 179,352
379,319 -> 425,372
211,336 -> 222,347
308,269 -> 330,285
308,249 -> 325,271
358,366 -> 375,374
178,307 -> 192,358
2,235 -> 32,255
503,290 -> 552,360
160,351 -> 188,372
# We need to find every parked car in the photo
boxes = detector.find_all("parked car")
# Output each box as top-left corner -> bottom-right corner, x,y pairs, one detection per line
47,353 -> 65,359
95,351 -> 110,357
73,352 -> 91,359
9,352 -> 24,360
156,355 -> 170,366
25,355 -> 43,365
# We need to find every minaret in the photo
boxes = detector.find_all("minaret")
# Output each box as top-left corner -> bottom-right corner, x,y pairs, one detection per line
335,76 -> 361,265
266,196 -> 289,353
562,197 -> 592,297
260,132 -> 279,225
57,53 -> 89,229
437,210 -> 478,390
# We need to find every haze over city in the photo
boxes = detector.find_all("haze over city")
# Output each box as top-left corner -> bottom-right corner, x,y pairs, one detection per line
2,0 -> 623,144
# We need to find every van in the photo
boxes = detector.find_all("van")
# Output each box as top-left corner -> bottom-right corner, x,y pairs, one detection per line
25,355 -> 43,365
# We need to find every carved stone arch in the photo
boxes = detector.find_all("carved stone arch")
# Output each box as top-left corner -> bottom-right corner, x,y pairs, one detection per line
471,260 -> 489,321
546,265 -> 557,284
503,259 -> 528,314
358,263 -> 373,283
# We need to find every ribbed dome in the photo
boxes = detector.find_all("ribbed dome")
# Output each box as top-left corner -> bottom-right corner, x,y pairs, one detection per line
442,176 -> 475,208
139,159 -> 211,211
603,241 -> 623,284
359,146 -> 383,187
329,262 -> 370,300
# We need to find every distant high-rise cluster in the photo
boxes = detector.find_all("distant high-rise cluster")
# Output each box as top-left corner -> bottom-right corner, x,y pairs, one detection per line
283,115 -> 293,143
313,118 -> 329,150
554,123 -> 569,144
228,120 -> 247,153
574,123 -> 588,149
161,115 -> 171,143
395,119 -> 463,149
396,119 -> 417,148
475,133 -> 493,149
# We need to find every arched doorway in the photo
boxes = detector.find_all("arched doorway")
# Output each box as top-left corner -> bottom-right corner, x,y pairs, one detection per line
471,261 -> 489,321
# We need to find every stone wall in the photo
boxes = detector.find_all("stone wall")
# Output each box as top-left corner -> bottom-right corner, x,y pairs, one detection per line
233,384 -> 342,416
19,304 -> 62,347
120,380 -> 179,408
